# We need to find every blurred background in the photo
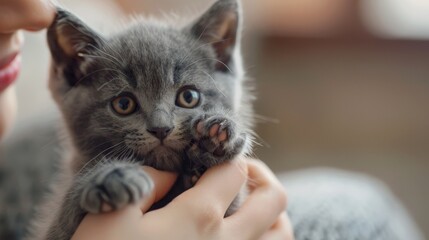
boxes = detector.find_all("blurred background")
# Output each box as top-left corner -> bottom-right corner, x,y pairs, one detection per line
10,0 -> 429,237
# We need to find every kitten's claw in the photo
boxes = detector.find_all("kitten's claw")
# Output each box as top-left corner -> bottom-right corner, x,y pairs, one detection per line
80,164 -> 153,213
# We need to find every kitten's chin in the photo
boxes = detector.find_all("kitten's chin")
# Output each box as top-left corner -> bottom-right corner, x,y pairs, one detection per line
144,145 -> 182,172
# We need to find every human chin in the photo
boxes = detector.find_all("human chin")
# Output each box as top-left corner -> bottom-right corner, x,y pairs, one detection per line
0,86 -> 17,141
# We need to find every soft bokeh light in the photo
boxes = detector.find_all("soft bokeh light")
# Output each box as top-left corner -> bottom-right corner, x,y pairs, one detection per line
362,0 -> 429,39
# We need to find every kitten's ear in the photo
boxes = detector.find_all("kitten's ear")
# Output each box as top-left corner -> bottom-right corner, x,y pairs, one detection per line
47,8 -> 103,86
189,0 -> 241,72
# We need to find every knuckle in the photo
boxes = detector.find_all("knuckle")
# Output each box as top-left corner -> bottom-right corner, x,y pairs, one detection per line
251,158 -> 273,173
192,203 -> 224,233
201,204 -> 224,222
235,156 -> 248,176
26,11 -> 54,30
33,15 -> 53,28
281,231 -> 294,240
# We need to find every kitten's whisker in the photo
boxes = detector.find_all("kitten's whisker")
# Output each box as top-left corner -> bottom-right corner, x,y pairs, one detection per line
196,21 -> 210,43
199,70 -> 226,98
86,43 -> 123,68
83,140 -> 113,154
115,85 -> 127,96
207,58 -> 234,74
77,141 -> 124,174
112,147 -> 125,160
74,68 -> 127,85
179,38 -> 230,66
105,144 -> 122,158
177,22 -> 210,65
102,43 -> 124,62
97,77 -> 123,91
249,131 -> 269,148
253,114 -> 279,124
77,52 -> 120,69
110,144 -> 129,160
184,58 -> 234,75
119,148 -> 130,160
117,145 -> 130,160
98,45 -> 124,67
125,147 -> 135,160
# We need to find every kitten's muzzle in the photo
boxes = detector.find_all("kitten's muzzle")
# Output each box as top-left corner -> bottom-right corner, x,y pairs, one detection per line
147,127 -> 173,141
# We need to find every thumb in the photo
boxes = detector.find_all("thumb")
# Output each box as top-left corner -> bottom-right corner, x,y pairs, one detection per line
140,166 -> 177,213
72,168 -> 177,240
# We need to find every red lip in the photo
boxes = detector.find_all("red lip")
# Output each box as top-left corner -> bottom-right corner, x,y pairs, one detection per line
0,52 -> 21,93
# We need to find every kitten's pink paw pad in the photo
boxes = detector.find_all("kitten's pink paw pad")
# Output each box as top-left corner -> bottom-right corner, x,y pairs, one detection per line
188,114 -> 246,163
194,119 -> 230,143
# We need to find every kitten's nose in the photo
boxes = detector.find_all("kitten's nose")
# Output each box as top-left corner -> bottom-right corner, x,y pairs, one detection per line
147,127 -> 173,140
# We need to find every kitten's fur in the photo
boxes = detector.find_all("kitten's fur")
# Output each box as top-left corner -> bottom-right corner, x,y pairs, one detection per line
32,0 -> 254,239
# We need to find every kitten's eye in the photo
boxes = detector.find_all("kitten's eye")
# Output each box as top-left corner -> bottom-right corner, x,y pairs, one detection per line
176,88 -> 200,108
111,95 -> 137,116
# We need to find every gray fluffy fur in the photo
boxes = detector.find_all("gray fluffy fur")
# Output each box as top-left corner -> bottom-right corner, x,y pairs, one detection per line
31,0 -> 254,239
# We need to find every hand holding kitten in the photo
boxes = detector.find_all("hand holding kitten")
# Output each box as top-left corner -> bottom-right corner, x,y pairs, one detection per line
72,158 -> 292,240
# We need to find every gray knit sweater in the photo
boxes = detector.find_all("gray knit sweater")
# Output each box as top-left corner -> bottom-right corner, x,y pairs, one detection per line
282,169 -> 424,240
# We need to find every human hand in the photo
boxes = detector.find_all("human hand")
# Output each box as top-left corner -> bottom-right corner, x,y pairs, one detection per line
72,158 -> 293,240
247,159 -> 294,240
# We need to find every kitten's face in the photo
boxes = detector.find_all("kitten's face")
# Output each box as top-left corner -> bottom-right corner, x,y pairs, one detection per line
47,0 -> 244,171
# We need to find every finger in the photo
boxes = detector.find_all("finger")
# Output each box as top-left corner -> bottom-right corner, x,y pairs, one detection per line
139,166 -> 177,213
0,0 -> 56,32
73,168 -> 177,240
72,205 -> 142,240
259,213 -> 294,240
22,1 -> 56,31
225,159 -> 287,238
171,156 -> 247,218
246,159 -> 282,190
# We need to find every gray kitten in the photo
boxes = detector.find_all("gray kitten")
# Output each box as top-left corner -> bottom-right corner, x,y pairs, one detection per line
32,0 -> 254,239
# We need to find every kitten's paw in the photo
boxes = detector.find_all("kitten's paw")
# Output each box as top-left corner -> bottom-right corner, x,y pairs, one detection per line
80,164 -> 153,213
188,114 -> 246,165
